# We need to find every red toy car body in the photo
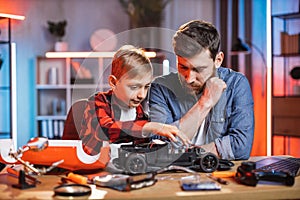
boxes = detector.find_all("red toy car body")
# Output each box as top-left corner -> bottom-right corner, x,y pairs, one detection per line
0,139 -> 110,172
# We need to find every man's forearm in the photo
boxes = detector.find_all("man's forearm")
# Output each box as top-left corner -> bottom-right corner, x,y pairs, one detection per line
201,142 -> 219,157
179,97 -> 212,139
179,77 -> 226,140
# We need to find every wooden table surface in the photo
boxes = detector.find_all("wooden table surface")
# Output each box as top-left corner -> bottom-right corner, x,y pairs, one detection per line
0,158 -> 299,200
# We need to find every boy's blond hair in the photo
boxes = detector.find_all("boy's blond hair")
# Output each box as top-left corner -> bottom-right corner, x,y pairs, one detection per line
111,45 -> 153,79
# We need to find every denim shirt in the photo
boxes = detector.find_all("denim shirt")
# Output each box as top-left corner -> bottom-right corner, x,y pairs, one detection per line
149,67 -> 254,160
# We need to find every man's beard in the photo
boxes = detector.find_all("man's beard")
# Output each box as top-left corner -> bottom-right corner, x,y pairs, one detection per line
178,68 -> 217,95
178,74 -> 203,95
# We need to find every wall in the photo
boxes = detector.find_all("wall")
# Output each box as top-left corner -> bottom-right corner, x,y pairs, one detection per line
0,0 -> 216,147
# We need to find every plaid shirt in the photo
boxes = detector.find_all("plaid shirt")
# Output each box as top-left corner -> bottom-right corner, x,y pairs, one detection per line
80,90 -> 149,155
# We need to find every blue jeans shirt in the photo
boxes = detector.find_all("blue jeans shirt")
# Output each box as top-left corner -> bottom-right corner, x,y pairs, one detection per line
149,67 -> 254,160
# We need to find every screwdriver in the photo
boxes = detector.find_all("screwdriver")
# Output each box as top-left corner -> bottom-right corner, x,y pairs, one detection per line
64,172 -> 90,184
63,172 -> 111,185
212,171 -> 236,178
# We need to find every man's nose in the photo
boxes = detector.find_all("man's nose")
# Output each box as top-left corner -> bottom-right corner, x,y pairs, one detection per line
185,70 -> 196,84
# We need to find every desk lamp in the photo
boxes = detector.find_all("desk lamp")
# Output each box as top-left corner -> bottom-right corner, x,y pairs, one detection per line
231,38 -> 266,65
231,38 -> 251,55
231,38 -> 266,96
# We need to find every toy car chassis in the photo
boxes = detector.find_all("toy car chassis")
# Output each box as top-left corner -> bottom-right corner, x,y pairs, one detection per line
112,142 -> 219,174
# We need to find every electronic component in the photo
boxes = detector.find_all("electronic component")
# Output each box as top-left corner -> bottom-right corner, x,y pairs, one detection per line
235,161 -> 295,186
180,174 -> 221,191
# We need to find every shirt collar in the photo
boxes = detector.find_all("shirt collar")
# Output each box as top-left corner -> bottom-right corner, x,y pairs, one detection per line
107,89 -> 146,120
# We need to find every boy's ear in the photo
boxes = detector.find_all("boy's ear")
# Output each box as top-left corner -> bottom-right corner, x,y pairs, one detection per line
108,75 -> 118,89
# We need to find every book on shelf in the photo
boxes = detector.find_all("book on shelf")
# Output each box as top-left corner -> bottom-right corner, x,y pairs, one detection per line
59,120 -> 65,138
40,119 -> 65,139
53,120 -> 59,138
47,119 -> 54,139
280,32 -> 300,54
41,120 -> 48,138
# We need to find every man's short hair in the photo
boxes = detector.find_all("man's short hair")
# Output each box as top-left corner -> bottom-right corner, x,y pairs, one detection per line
173,20 -> 220,60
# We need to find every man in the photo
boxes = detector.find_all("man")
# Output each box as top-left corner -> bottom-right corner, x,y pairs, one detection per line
149,20 -> 254,160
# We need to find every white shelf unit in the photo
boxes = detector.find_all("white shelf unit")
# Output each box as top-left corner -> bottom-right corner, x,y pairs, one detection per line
271,11 -> 300,155
35,52 -> 114,138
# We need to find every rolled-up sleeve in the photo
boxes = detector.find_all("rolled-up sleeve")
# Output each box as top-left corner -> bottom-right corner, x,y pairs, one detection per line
215,75 -> 254,160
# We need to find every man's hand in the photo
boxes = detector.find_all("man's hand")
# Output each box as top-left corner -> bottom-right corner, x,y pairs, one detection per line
201,142 -> 220,158
200,77 -> 227,108
143,122 -> 191,147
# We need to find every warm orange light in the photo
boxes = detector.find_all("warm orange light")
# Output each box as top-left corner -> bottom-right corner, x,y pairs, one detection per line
45,51 -> 156,58
145,51 -> 157,58
0,13 -> 25,20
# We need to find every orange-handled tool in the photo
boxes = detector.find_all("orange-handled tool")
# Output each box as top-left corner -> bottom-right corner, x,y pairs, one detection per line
67,172 -> 88,184
212,171 -> 236,178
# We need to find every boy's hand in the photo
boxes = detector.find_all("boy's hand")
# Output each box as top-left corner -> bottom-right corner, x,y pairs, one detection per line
143,122 -> 191,146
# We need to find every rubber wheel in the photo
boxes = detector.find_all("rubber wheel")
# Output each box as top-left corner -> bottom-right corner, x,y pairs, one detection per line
199,153 -> 219,173
125,154 -> 146,174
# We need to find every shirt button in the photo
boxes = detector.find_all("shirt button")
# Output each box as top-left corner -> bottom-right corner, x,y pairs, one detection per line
221,118 -> 225,122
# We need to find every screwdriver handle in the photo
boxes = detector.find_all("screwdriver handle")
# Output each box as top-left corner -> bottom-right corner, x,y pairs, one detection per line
212,171 -> 236,178
7,167 -> 18,176
67,172 -> 88,184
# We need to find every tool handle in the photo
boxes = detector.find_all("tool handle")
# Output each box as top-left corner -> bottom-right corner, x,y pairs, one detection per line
7,167 -> 18,176
212,171 -> 236,178
67,172 -> 88,184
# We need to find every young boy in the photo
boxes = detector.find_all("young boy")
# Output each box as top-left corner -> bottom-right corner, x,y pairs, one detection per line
80,45 -> 189,156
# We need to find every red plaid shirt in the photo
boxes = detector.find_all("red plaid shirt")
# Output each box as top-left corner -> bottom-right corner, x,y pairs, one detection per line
80,90 -> 149,155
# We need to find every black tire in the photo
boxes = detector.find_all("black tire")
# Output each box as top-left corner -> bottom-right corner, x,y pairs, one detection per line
125,154 -> 147,174
199,153 -> 219,173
